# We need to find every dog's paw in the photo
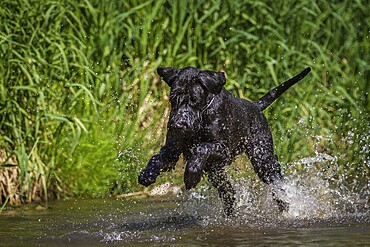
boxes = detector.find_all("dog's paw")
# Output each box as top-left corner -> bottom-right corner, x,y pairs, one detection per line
184,169 -> 202,190
138,166 -> 160,186
275,197 -> 289,212
271,182 -> 289,212
223,205 -> 236,217
184,156 -> 205,190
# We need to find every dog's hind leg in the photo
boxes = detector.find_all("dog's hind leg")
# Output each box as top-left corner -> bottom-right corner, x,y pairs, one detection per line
246,117 -> 289,212
207,168 -> 236,217
248,146 -> 289,212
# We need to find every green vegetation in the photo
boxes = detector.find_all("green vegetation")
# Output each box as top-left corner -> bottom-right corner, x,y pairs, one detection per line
0,0 -> 369,208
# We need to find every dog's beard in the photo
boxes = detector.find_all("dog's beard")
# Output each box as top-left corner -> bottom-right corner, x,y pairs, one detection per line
168,109 -> 201,135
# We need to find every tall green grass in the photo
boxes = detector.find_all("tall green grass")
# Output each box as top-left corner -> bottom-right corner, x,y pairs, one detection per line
0,0 -> 369,206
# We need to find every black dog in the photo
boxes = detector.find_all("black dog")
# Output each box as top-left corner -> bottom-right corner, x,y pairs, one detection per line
138,66 -> 311,216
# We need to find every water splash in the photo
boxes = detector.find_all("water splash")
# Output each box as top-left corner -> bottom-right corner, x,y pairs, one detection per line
32,135 -> 369,245
175,148 -> 368,228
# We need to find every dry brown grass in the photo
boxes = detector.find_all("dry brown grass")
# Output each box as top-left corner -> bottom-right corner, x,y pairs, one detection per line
1,148 -> 46,208
0,148 -> 20,206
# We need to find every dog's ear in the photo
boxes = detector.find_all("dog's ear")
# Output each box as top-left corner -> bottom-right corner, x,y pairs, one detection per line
198,71 -> 226,94
157,67 -> 179,87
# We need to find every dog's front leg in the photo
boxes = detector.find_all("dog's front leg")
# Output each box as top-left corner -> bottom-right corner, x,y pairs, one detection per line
138,131 -> 184,187
184,141 -> 231,190
184,141 -> 236,216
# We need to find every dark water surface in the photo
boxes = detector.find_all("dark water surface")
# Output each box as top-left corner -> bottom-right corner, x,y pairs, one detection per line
0,191 -> 369,246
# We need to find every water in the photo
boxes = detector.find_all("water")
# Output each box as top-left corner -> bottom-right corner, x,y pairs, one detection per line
1,148 -> 369,246
0,174 -> 369,246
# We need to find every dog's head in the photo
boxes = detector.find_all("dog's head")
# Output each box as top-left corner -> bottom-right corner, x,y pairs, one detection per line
157,66 -> 226,134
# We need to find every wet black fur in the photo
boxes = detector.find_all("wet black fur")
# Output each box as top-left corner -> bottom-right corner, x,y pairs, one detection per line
138,66 -> 311,216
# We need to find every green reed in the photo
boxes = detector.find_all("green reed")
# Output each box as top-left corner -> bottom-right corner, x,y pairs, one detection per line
0,0 -> 368,207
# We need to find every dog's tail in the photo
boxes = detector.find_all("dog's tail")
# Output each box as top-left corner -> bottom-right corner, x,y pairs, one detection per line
254,67 -> 311,111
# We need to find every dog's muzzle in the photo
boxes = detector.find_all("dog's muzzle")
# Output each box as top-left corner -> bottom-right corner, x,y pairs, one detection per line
168,109 -> 199,133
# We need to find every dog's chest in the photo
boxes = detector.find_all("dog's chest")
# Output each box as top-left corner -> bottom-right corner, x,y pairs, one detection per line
198,117 -> 228,141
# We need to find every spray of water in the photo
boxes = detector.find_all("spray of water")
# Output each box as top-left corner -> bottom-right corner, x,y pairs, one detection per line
99,130 -> 369,243
178,146 -> 368,228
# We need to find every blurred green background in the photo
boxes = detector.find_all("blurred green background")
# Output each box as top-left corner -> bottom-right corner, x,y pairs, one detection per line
0,0 -> 369,207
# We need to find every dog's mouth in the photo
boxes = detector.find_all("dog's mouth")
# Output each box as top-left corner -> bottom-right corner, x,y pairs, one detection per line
168,109 -> 201,134
169,121 -> 199,134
